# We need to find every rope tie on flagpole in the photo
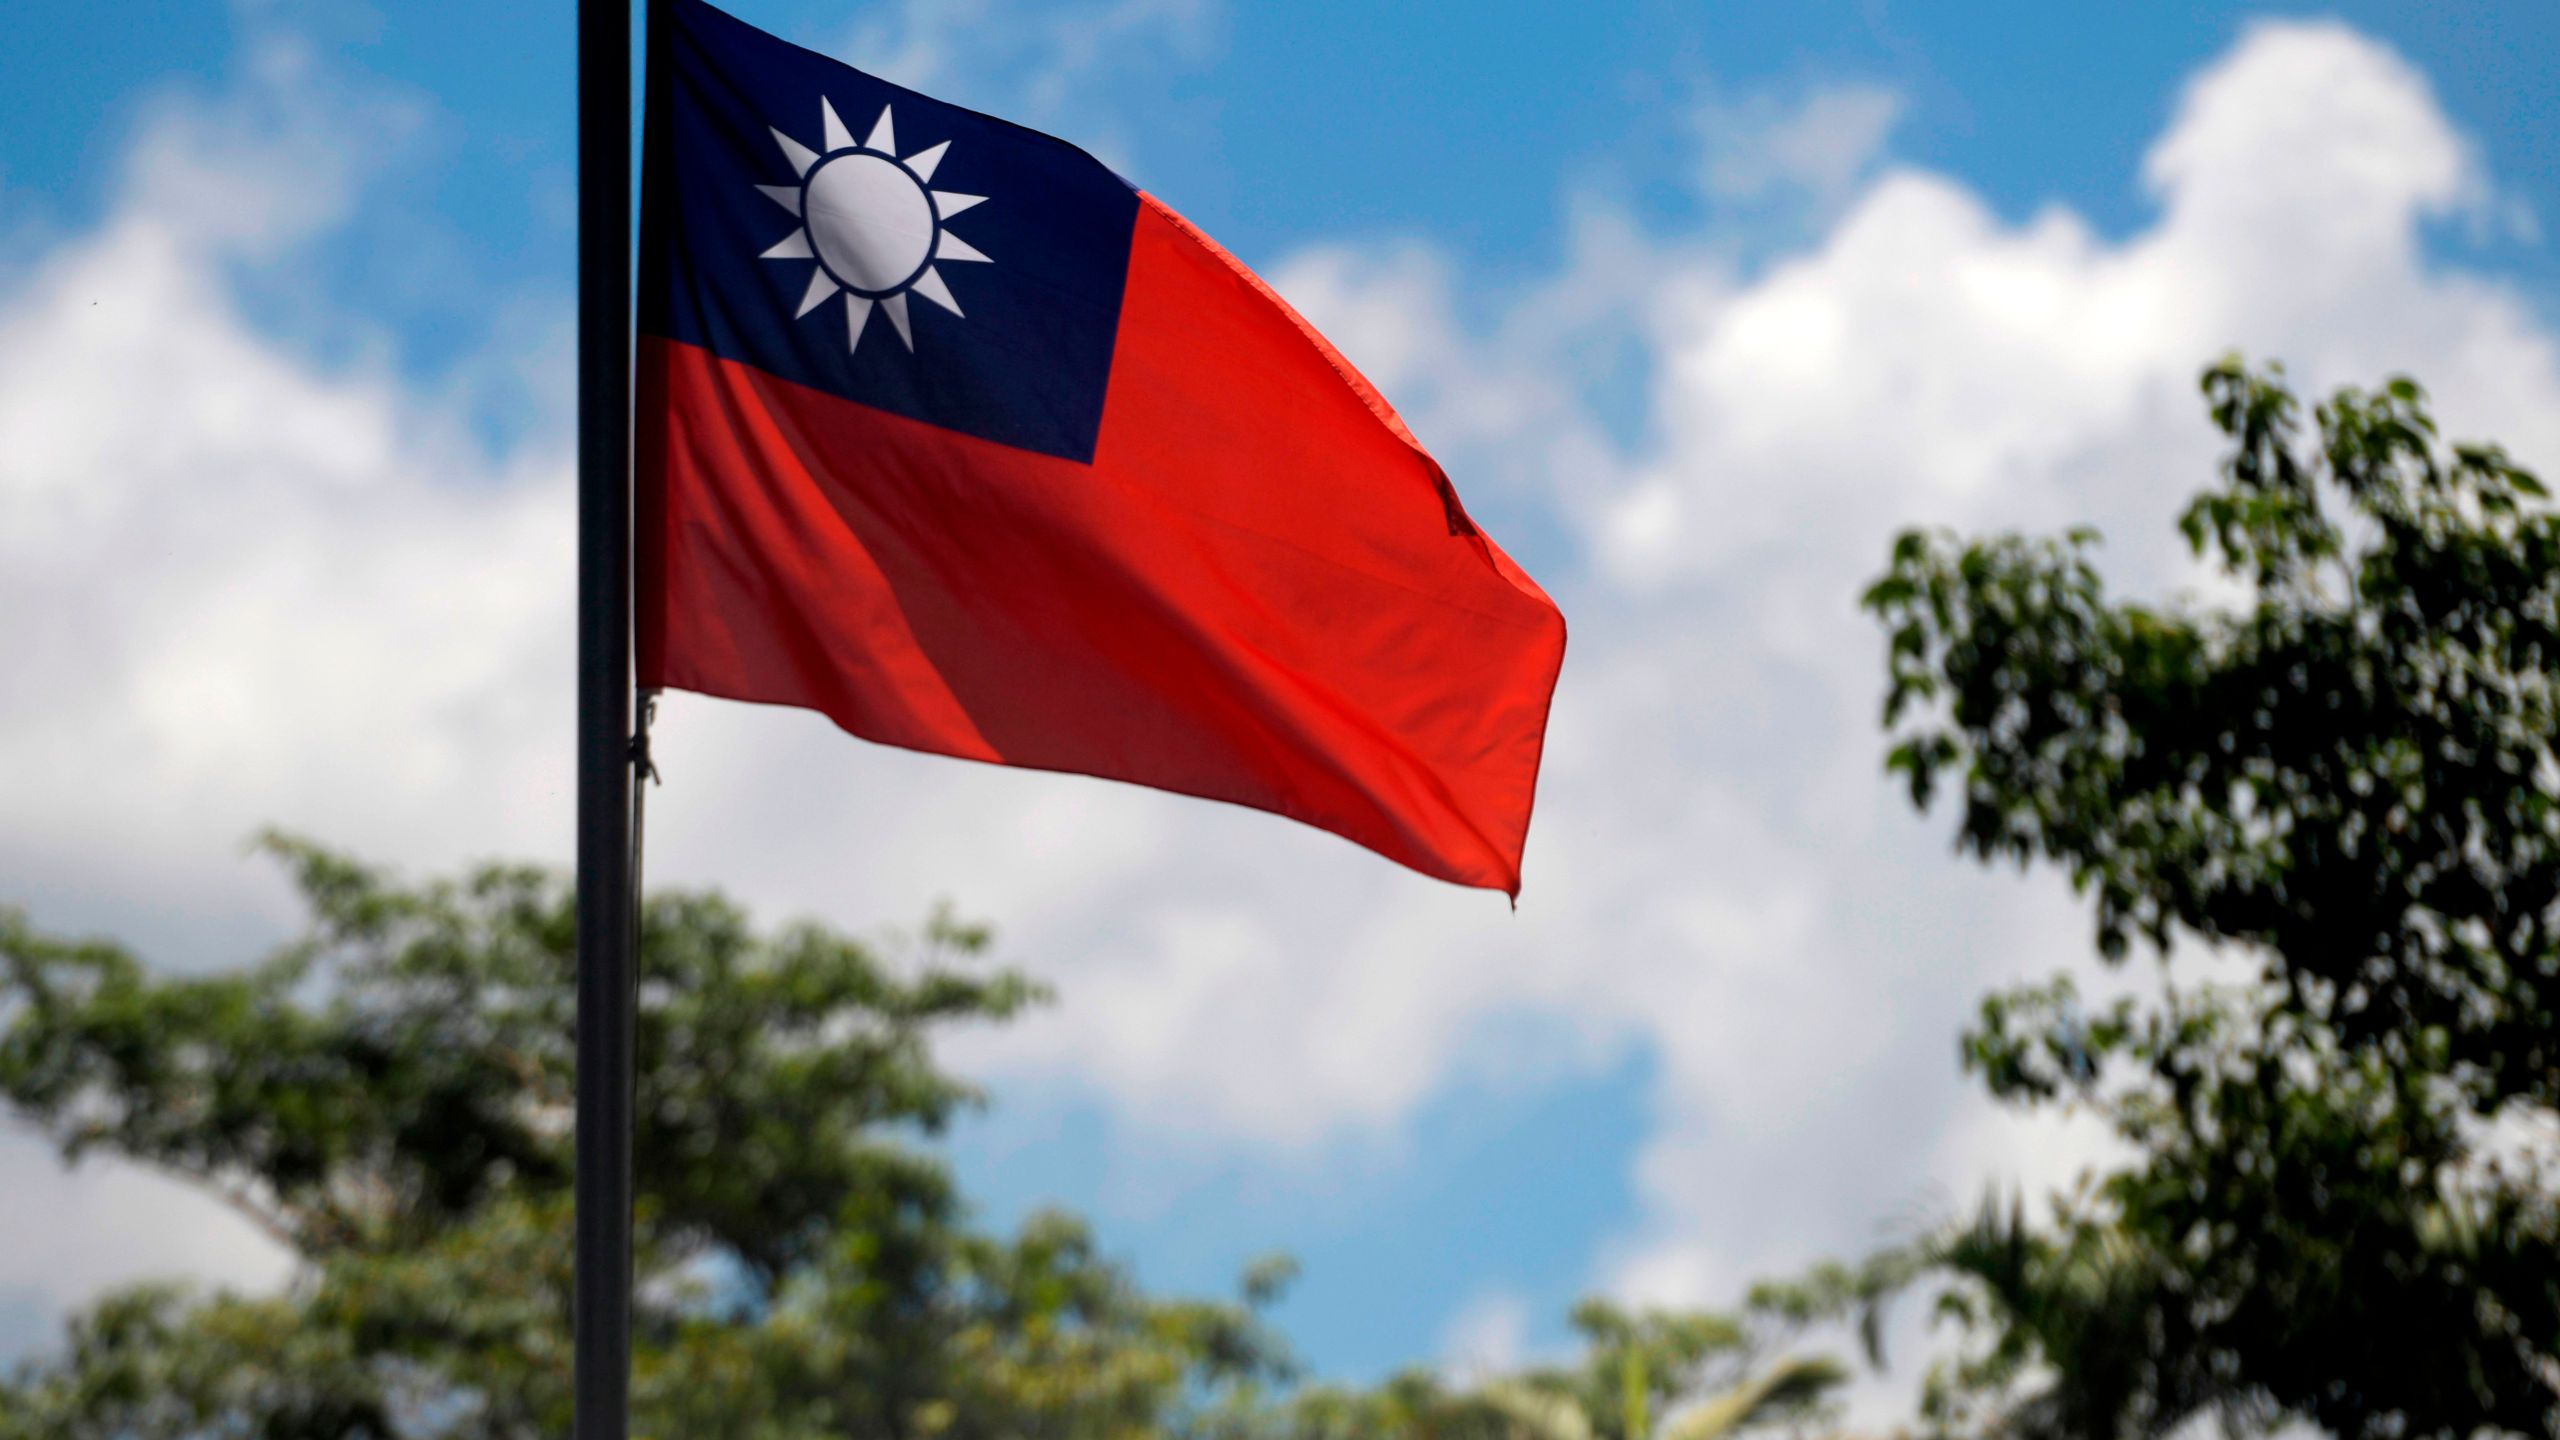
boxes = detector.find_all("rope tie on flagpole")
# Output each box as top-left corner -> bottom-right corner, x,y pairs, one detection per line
629,688 -> 657,963
630,689 -> 663,786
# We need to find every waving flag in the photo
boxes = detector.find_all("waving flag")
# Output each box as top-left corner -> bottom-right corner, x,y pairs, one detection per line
636,0 -> 1566,894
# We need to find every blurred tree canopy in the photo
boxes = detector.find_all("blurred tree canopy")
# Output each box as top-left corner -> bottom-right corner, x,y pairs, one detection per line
0,837 -> 1293,1438
1274,1298 -> 1848,1440
1862,359 -> 2560,1438
0,841 -> 1851,1440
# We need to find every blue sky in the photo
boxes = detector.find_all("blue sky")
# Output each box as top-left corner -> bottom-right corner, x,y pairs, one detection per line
5,0 -> 2560,1393
13,2 -> 2555,385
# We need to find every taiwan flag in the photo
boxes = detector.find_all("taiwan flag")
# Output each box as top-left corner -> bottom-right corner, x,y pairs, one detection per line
637,0 -> 1566,895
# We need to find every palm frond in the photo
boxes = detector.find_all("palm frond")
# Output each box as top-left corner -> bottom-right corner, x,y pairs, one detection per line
1477,1379 -> 1597,1440
1659,1355 -> 1849,1440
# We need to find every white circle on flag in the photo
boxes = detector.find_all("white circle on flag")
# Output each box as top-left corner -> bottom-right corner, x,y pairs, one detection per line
803,153 -> 935,296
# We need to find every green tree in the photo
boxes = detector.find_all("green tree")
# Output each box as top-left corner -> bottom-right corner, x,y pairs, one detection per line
1861,359 -> 2560,1437
0,836 -> 1290,1439
1278,1298 -> 1849,1440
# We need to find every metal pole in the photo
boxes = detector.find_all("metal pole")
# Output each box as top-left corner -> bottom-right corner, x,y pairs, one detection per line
574,0 -> 635,1433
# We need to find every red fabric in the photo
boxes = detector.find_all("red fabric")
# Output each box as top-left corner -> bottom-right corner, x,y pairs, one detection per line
638,194 -> 1565,894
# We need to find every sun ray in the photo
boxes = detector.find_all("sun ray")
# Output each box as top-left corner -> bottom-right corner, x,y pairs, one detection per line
880,291 -> 914,349
845,294 -> 874,350
821,98 -> 856,153
931,191 -> 985,218
756,183 -> 802,215
935,232 -> 992,264
903,141 -> 950,181
795,269 -> 839,318
911,266 -> 963,316
761,230 -> 813,260
771,127 -> 821,177
864,105 -> 896,154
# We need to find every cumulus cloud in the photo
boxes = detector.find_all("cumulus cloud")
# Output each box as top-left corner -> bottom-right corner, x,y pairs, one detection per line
5,9 -> 2560,1406
1697,80 -> 1903,213
0,72 -> 573,950
1278,17 -> 2560,1302
836,0 -> 1215,169
0,19 -> 568,1335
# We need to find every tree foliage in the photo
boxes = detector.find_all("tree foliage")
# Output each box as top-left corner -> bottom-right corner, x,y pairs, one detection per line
0,841 -> 1857,1440
1275,1299 -> 1846,1440
1862,360 -> 2560,1437
0,837 -> 1291,1439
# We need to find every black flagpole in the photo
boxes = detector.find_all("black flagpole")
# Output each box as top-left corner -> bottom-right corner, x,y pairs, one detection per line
574,0 -> 636,1434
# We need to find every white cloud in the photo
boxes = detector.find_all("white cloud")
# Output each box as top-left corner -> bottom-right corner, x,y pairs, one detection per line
1068,12 -> 2560,1305
0,108 -> 574,943
838,0 -> 1215,170
0,16 -> 568,1333
1429,17 -> 2560,1306
1698,81 -> 1903,212
0,1151 -> 292,1351
118,32 -> 423,260
1439,1288 -> 1534,1384
5,13 -> 2560,1420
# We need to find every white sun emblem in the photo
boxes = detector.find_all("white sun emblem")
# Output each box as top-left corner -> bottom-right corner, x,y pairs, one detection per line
756,99 -> 991,354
